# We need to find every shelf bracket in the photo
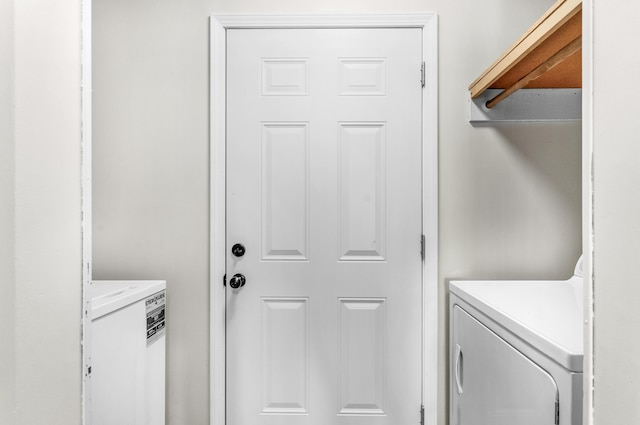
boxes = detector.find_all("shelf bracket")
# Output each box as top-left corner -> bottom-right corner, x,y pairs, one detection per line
468,88 -> 581,123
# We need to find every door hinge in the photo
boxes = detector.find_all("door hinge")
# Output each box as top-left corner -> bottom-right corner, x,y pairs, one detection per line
420,62 -> 426,88
420,404 -> 425,425
223,274 -> 226,287
555,399 -> 559,425
420,234 -> 426,261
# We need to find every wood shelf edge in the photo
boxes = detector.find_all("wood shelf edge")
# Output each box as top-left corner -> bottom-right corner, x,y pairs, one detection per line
469,0 -> 582,99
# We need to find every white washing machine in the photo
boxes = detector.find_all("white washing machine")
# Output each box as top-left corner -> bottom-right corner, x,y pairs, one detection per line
449,258 -> 583,425
91,280 -> 166,425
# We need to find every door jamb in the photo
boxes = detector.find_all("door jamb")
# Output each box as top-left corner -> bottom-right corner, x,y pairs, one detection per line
81,1 -> 93,423
209,14 -> 438,425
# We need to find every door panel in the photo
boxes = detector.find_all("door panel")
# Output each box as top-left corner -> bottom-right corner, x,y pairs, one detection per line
261,123 -> 309,261
226,28 -> 423,425
338,298 -> 386,415
261,298 -> 309,414
338,123 -> 386,261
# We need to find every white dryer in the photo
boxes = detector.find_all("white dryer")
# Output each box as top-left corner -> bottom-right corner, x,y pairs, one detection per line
449,259 -> 583,425
91,280 -> 166,425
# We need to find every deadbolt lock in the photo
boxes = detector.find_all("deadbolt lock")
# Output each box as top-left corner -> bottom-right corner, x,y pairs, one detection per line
232,243 -> 246,257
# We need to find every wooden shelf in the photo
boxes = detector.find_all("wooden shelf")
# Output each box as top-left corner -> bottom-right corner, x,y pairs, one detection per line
469,0 -> 582,107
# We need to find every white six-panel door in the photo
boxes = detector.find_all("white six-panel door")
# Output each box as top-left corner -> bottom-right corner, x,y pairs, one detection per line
226,27 -> 423,425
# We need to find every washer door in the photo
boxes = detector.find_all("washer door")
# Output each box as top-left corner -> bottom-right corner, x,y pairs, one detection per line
451,305 -> 559,425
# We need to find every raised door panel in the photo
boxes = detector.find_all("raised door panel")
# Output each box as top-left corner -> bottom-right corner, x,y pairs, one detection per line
338,123 -> 386,261
261,123 -> 309,261
338,298 -> 386,415
261,298 -> 309,414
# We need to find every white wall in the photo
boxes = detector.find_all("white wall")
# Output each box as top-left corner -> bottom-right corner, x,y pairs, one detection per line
0,0 -> 16,422
5,0 -> 84,423
592,0 -> 640,423
92,0 -> 581,424
92,1 -> 211,423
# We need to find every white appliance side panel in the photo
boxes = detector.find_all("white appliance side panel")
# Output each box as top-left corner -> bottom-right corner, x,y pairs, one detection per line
146,336 -> 166,425
146,290 -> 166,425
451,304 -> 559,425
92,301 -> 146,425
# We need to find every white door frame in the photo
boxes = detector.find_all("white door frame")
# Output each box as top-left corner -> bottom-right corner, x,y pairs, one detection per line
81,1 -> 93,424
210,14 -> 438,425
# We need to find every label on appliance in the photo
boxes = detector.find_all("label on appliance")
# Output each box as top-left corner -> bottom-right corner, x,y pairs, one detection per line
146,291 -> 166,346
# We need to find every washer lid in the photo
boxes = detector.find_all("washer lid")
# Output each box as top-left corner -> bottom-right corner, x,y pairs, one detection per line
91,280 -> 166,319
450,277 -> 583,372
